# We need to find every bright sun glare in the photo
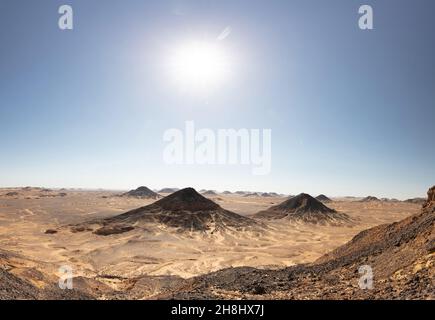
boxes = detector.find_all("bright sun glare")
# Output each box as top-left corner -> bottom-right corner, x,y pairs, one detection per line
170,41 -> 230,91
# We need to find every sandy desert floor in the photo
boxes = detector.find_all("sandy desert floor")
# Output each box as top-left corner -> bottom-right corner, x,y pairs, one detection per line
0,188 -> 421,289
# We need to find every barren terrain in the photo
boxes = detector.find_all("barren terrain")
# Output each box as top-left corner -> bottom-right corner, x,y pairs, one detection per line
0,187 -> 422,298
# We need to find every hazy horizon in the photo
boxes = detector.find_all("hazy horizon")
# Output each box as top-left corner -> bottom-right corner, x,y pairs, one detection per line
0,184 -> 430,200
1,0 -> 434,199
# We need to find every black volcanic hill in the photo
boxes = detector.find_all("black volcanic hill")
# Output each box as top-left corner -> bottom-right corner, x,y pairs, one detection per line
359,196 -> 380,202
243,193 -> 260,197
255,193 -> 350,224
150,188 -> 220,211
202,190 -> 217,196
121,186 -> 160,199
234,191 -> 247,195
89,188 -> 259,234
268,192 -> 280,197
158,188 -> 179,194
315,194 -> 332,202
261,192 -> 280,197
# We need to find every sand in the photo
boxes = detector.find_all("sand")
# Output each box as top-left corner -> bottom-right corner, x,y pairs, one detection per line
0,188 -> 421,289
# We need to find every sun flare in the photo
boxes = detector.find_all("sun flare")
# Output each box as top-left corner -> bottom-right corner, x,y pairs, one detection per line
170,41 -> 230,91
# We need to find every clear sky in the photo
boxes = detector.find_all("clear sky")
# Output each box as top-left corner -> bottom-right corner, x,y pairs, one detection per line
1,0 -> 434,199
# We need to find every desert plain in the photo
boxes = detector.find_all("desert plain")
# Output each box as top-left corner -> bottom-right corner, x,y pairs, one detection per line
0,186 -> 424,298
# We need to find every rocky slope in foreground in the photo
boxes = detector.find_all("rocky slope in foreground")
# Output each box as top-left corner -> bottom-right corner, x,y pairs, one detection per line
157,186 -> 434,299
0,250 -> 91,300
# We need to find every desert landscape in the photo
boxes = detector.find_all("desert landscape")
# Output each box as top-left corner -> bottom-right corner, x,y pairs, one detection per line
0,185 -> 433,299
1,1 -> 434,303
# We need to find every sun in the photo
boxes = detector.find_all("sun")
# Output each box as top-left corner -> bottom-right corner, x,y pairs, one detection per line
169,41 -> 230,91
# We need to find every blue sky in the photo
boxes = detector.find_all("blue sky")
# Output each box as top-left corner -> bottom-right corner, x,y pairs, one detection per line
0,0 -> 434,198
